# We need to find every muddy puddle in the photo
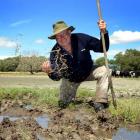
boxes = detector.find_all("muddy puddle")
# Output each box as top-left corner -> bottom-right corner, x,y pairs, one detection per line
0,114 -> 140,140
0,99 -> 140,139
113,127 -> 140,140
0,115 -> 49,129
35,115 -> 49,129
0,102 -> 49,129
0,115 -> 28,122
0,115 -> 49,140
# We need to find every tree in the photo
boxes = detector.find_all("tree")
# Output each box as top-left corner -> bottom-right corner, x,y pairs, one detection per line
114,52 -> 124,70
108,59 -> 119,71
114,49 -> 140,71
0,60 -> 3,71
0,57 -> 20,72
125,49 -> 140,70
95,57 -> 107,66
16,56 -> 46,74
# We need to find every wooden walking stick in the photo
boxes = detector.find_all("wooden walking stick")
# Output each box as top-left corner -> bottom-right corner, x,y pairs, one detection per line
96,0 -> 117,109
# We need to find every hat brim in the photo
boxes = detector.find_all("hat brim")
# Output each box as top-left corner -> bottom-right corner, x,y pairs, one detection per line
48,26 -> 75,39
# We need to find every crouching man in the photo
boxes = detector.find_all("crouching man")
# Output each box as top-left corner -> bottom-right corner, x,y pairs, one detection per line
42,20 -> 110,112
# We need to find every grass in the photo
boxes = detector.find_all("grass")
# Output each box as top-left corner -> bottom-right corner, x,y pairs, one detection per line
109,98 -> 140,123
0,87 -> 94,106
0,87 -> 140,123
0,87 -> 59,106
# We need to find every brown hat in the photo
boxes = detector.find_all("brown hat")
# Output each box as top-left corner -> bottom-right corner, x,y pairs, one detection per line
48,21 -> 75,39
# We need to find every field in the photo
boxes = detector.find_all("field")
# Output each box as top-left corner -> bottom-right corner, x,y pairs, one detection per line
0,73 -> 140,139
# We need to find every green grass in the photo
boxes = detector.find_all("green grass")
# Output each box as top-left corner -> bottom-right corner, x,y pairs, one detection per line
77,88 -> 95,97
109,98 -> 140,123
0,87 -> 94,106
0,87 -> 59,106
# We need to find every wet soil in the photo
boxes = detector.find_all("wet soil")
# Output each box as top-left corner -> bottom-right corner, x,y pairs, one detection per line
0,98 -> 122,140
0,77 -> 139,139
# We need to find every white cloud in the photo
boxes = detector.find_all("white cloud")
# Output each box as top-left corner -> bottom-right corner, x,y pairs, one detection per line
35,39 -> 45,44
0,37 -> 17,48
10,19 -> 32,27
110,30 -> 140,45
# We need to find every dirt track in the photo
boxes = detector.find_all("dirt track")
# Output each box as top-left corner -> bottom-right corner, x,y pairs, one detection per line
0,75 -> 140,90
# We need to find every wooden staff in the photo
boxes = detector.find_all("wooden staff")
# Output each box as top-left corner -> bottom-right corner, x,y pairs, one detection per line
96,0 -> 117,109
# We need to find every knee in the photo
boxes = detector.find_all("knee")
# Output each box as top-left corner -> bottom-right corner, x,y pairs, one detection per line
93,65 -> 111,79
102,66 -> 112,76
101,66 -> 108,75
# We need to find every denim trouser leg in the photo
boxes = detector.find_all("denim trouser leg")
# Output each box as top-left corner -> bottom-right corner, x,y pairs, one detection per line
60,78 -> 80,104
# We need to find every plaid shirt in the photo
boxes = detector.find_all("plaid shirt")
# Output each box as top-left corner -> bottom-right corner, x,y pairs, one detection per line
48,32 -> 109,83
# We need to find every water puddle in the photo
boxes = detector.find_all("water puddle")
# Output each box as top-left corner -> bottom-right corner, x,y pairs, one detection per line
0,116 -> 28,122
0,115 -> 49,140
35,115 -> 49,129
113,127 -> 140,140
23,104 -> 33,110
0,115 -> 49,129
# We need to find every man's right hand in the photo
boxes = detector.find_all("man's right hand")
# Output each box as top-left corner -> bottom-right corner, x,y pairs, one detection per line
41,61 -> 52,74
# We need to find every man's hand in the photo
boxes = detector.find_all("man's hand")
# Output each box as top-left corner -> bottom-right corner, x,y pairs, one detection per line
98,19 -> 107,33
41,61 -> 52,74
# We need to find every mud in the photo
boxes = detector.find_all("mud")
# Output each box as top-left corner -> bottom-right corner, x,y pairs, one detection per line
0,99 -> 49,140
0,98 -> 124,140
0,77 -> 140,139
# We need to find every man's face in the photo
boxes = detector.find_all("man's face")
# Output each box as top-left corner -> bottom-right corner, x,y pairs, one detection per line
55,29 -> 71,47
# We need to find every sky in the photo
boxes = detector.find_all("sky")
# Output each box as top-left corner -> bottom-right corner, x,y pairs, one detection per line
0,0 -> 140,60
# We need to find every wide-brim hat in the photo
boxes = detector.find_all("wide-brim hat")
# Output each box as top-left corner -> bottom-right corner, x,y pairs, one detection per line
48,21 -> 75,39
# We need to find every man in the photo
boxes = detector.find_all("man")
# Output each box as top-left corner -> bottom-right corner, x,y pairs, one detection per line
42,20 -> 110,112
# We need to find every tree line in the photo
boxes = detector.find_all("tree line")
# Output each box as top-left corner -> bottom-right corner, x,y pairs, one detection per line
0,55 -> 47,74
95,49 -> 140,71
0,49 -> 139,74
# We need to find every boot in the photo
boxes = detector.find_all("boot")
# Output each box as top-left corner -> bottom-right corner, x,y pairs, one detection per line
88,101 -> 109,112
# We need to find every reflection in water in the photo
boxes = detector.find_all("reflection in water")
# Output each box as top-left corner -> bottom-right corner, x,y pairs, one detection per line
35,115 -> 49,129
23,104 -> 33,110
113,128 -> 140,140
0,114 -> 49,129
0,115 -> 49,140
1,115 -> 140,140
0,116 -> 28,122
